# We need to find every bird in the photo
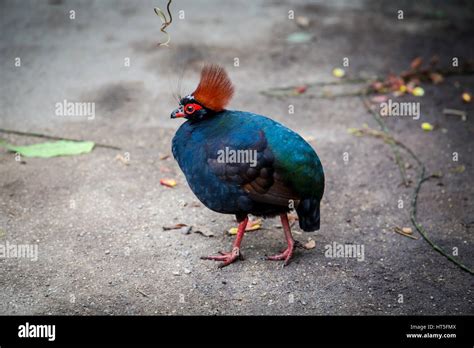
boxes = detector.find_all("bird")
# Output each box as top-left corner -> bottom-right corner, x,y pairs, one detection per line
171,64 -> 324,267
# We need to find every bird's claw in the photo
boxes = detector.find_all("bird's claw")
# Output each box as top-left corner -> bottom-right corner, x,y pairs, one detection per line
265,241 -> 297,266
201,247 -> 243,268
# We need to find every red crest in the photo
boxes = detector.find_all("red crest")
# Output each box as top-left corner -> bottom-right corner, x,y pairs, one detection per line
192,64 -> 234,112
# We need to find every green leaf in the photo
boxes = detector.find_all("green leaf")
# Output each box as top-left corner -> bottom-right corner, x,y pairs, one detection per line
286,32 -> 312,43
0,140 -> 95,158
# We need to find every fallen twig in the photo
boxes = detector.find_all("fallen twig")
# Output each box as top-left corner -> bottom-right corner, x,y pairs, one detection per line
359,97 -> 410,187
0,128 -> 121,150
260,77 -> 374,98
260,61 -> 474,99
442,108 -> 467,121
260,59 -> 474,274
135,287 -> 149,298
359,95 -> 473,275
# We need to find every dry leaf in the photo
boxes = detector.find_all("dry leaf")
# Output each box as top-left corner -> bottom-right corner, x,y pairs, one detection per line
386,74 -> 404,91
162,223 -> 187,231
160,178 -> 177,187
115,154 -> 130,165
371,81 -> 385,93
296,16 -> 310,28
304,239 -> 316,249
193,227 -> 214,237
246,219 -> 262,231
410,57 -> 423,70
228,219 -> 262,235
294,85 -> 307,94
393,226 -> 418,240
429,73 -> 443,84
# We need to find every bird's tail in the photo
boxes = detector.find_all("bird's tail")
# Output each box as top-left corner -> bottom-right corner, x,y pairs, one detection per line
296,198 -> 321,232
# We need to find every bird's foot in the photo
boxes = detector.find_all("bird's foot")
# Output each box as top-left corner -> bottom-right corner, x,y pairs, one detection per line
201,247 -> 243,268
266,240 -> 302,266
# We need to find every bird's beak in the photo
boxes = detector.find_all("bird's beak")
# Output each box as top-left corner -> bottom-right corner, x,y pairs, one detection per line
171,107 -> 185,119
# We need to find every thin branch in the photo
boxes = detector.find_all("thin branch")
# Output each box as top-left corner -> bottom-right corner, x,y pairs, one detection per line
358,96 -> 473,275
360,97 -> 409,187
260,63 -> 474,99
260,78 -> 374,98
0,128 -> 122,150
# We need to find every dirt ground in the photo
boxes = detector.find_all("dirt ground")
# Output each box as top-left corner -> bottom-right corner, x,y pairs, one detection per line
0,0 -> 473,315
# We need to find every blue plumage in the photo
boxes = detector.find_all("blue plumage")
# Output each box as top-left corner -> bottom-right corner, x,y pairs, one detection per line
170,64 -> 324,266
172,110 -> 325,230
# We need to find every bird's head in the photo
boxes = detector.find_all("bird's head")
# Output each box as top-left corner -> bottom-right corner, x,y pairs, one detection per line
170,64 -> 234,121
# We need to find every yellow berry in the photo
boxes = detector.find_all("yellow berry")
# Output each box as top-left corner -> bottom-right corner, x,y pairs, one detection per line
421,122 -> 434,131
412,87 -> 425,96
332,68 -> 345,78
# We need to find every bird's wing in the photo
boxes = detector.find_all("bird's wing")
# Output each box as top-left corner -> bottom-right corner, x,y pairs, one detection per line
205,130 -> 301,207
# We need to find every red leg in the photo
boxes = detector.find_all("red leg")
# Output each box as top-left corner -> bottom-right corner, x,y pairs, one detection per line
266,213 -> 297,266
201,216 -> 248,268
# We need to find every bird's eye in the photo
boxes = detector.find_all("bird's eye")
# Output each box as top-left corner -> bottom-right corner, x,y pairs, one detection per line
184,103 -> 202,115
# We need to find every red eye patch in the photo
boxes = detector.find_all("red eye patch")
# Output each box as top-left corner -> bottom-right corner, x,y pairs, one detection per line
184,103 -> 202,115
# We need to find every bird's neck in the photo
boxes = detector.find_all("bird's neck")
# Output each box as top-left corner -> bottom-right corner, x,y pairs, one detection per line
190,109 -> 226,123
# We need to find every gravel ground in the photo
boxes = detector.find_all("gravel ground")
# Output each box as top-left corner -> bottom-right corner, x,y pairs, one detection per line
0,0 -> 473,315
